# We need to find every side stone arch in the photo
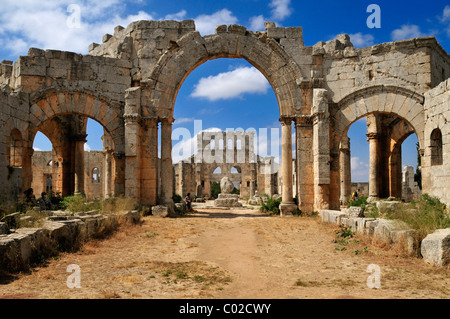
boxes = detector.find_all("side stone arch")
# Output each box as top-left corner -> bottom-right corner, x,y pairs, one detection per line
144,27 -> 304,118
333,85 -> 425,149
27,88 -> 125,197
29,88 -> 125,153
329,85 -> 425,208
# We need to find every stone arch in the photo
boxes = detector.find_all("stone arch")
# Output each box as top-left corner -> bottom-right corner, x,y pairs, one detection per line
29,89 -> 125,153
331,85 -> 426,206
335,85 -> 425,149
145,28 -> 304,118
28,89 -> 125,197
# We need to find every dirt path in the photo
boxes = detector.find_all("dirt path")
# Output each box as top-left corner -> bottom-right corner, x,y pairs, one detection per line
0,203 -> 449,299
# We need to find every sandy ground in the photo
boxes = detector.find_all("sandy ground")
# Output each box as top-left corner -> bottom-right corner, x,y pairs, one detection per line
0,201 -> 449,299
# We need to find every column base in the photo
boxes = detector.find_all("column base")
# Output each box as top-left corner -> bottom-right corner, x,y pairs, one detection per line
367,196 -> 379,203
162,199 -> 176,217
280,202 -> 298,217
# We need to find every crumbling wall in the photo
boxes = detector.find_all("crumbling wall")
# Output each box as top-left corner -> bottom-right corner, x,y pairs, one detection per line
422,79 -> 450,205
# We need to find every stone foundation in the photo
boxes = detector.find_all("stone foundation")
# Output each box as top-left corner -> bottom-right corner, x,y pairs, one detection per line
214,194 -> 243,208
0,210 -> 141,272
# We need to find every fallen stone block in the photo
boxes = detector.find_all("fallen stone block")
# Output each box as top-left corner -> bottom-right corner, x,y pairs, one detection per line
152,205 -> 169,217
373,219 -> 411,243
390,229 -> 416,255
346,206 -> 365,218
175,202 -> 186,213
376,201 -> 400,216
120,210 -> 140,223
1,212 -> 21,229
0,222 -> 10,235
320,210 -> 347,224
421,228 -> 450,266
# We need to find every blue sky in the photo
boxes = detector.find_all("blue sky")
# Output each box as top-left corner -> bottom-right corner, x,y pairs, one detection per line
3,0 -> 449,181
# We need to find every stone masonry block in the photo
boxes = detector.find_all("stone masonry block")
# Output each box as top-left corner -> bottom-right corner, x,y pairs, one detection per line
421,228 -> 450,266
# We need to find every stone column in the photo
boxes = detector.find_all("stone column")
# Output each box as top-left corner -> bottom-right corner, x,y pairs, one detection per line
279,116 -> 298,216
367,132 -> 380,202
73,134 -> 87,195
103,149 -> 113,198
312,89 -> 330,211
295,116 -> 314,213
339,136 -> 351,205
250,165 -> 256,198
160,117 -> 175,215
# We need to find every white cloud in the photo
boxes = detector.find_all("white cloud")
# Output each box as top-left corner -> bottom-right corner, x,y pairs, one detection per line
391,24 -> 426,41
269,0 -> 292,21
0,1 -> 157,57
351,157 -> 369,181
191,67 -> 270,101
249,15 -> 266,31
194,9 -> 238,35
440,5 -> 450,22
84,143 -> 91,152
348,33 -> 375,48
174,117 -> 195,125
165,10 -> 187,21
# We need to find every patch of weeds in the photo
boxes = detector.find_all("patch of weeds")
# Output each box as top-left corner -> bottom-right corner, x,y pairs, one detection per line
142,231 -> 158,238
260,197 -> 282,215
175,269 -> 189,279
193,275 -> 205,282
295,279 -> 309,287
335,226 -> 354,239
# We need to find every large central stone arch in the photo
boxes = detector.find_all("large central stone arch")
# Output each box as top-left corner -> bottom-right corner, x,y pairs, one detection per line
141,26 -> 304,215
144,27 -> 304,118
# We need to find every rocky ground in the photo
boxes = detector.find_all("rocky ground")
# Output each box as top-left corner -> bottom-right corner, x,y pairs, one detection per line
0,201 -> 449,299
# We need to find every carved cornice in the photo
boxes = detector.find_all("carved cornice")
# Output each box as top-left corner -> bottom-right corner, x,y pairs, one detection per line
294,115 -> 314,126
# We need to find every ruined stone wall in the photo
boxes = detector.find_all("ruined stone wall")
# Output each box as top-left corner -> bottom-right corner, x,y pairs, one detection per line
31,151 -> 54,197
84,151 -> 106,199
89,20 -> 196,83
422,79 -> 450,205
0,86 -> 30,204
319,37 -> 442,104
31,150 -> 106,199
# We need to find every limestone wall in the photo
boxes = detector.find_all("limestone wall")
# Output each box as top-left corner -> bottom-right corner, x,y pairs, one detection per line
0,86 -> 30,204
320,37 -> 443,104
422,79 -> 450,205
31,151 -> 106,199
89,20 -> 196,82
11,48 -> 131,102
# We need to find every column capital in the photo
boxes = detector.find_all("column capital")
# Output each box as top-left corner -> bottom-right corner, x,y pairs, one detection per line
159,116 -> 175,125
366,132 -> 380,140
124,114 -> 140,124
294,115 -> 313,127
279,116 -> 294,126
140,116 -> 158,126
72,134 -> 87,142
